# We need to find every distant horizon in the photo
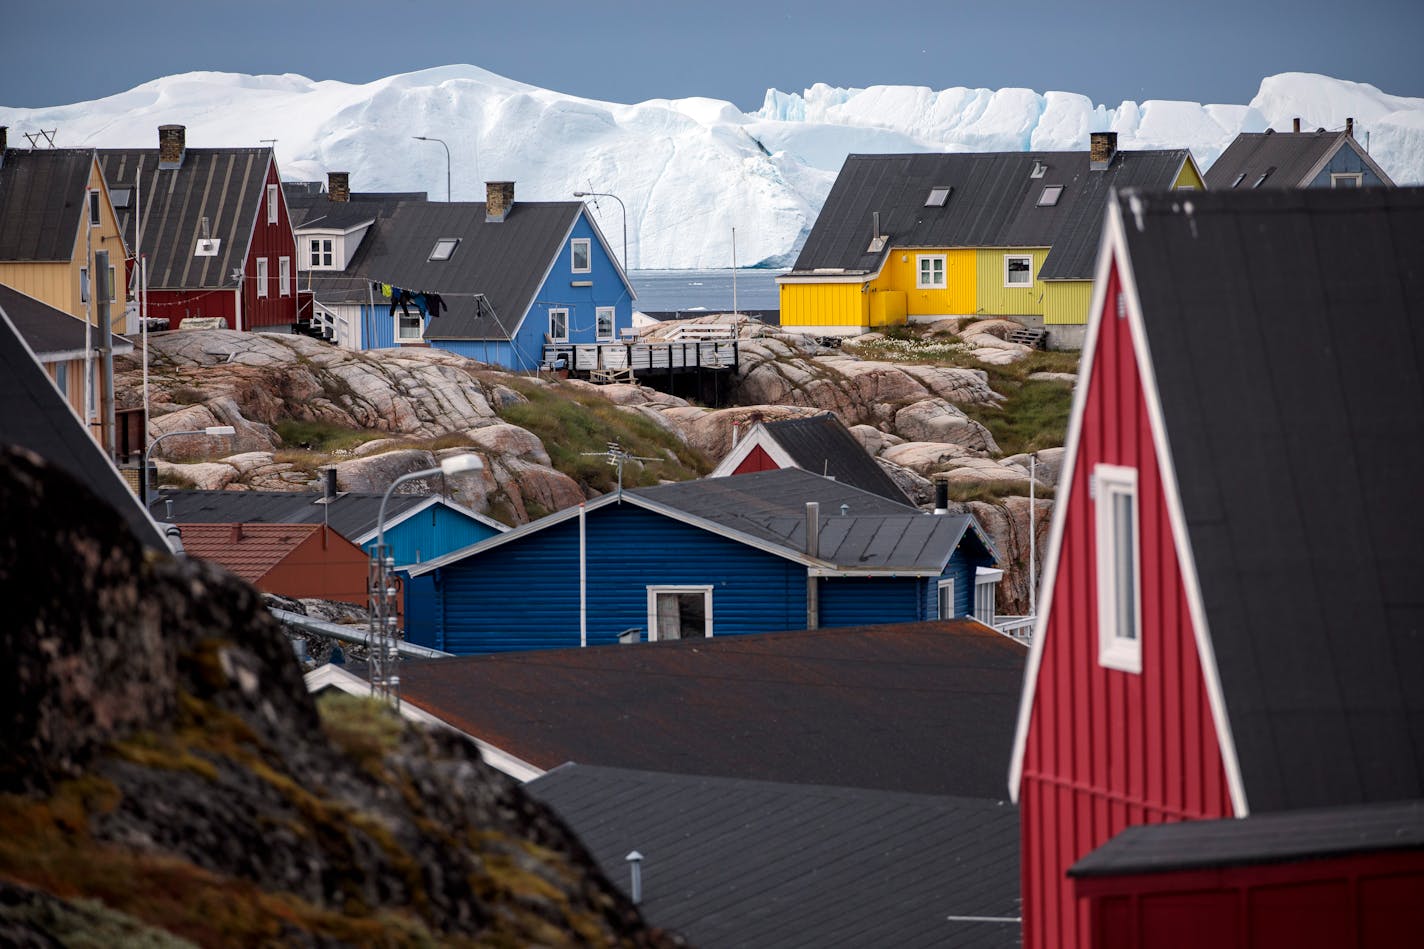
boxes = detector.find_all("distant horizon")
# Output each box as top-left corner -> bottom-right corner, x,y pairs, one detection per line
4,0 -> 1421,112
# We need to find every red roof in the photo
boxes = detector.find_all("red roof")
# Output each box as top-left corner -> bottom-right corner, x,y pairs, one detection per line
178,522 -> 321,584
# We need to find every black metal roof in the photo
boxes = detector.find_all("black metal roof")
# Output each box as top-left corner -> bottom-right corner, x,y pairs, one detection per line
1118,187 -> 1424,812
145,487 -> 500,543
97,147 -> 274,291
347,200 -> 584,341
529,765 -> 1022,948
0,283 -> 132,360
793,149 -> 1192,281
0,305 -> 165,549
400,619 -> 1028,798
286,190 -> 423,230
761,413 -> 913,504
0,149 -> 93,262
1201,130 -> 1375,190
1070,799 -> 1424,878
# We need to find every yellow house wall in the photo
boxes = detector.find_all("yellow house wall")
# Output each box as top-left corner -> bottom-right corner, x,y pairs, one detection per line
973,248 -> 1051,316
1043,280 -> 1095,326
0,262 -> 79,316
868,248 -> 976,316
778,281 -> 869,329
1173,161 -> 1205,190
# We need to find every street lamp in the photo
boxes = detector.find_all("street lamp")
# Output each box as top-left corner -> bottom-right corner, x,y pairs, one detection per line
143,425 -> 237,503
573,191 -> 628,271
412,136 -> 451,202
368,453 -> 483,707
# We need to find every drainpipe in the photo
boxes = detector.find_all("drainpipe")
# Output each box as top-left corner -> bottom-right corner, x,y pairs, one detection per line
805,501 -> 820,630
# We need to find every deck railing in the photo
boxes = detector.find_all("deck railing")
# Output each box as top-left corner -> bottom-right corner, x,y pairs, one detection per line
543,340 -> 738,376
993,614 -> 1037,645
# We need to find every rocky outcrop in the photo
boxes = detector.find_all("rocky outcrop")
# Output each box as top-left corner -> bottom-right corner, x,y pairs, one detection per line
0,446 -> 677,945
955,494 -> 1055,617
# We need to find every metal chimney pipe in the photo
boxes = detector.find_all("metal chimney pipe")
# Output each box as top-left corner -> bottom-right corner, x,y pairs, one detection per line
625,851 -> 643,905
805,502 -> 820,558
872,211 -> 880,241
933,480 -> 949,515
1346,117 -> 1354,138
324,466 -> 338,501
1293,117 -> 1301,133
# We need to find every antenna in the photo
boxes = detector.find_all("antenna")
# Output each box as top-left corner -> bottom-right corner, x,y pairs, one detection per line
23,129 -> 58,148
581,441 -> 658,496
259,138 -> 277,147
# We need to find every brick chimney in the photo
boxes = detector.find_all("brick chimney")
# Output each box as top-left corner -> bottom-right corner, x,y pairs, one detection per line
486,181 -> 515,223
158,124 -> 186,168
1293,117 -> 1301,133
327,171 -> 350,202
1089,132 -> 1117,170
1346,117 -> 1355,138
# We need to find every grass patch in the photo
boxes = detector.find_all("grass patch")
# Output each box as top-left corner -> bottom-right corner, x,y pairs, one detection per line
168,386 -> 207,406
945,480 -> 1057,504
497,381 -> 710,493
275,419 -> 385,453
963,374 -> 1075,456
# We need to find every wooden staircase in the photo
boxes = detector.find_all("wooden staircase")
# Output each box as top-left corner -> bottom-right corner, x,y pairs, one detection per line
1006,327 -> 1047,349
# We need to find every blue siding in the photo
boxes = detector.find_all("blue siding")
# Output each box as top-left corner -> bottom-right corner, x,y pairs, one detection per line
426,504 -> 808,654
819,577 -> 927,627
361,505 -> 502,568
1307,146 -> 1389,188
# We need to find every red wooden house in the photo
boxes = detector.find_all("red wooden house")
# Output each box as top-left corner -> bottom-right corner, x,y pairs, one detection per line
178,522 -> 370,607
99,126 -> 298,331
1008,188 -> 1424,949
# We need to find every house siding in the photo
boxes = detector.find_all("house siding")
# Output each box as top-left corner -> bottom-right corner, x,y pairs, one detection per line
732,445 -> 778,475
372,505 -> 503,568
258,526 -> 370,606
1019,257 -> 1234,949
1307,146 -> 1389,188
974,247 -> 1051,316
777,281 -> 869,332
869,247 -> 977,317
1044,280 -> 1095,326
1172,162 -> 1204,190
241,161 -> 299,330
819,576 -> 926,626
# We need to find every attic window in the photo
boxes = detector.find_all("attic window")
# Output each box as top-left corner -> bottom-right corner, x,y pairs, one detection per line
195,238 -> 221,257
1252,167 -> 1276,188
429,238 -> 460,261
110,188 -> 132,210
925,186 -> 952,207
1037,185 -> 1064,207
1231,172 -> 1247,189
1031,161 -> 1047,179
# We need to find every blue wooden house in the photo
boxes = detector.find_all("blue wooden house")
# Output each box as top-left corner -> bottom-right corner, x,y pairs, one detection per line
1204,121 -> 1396,190
404,468 -> 1000,654
333,181 -> 634,369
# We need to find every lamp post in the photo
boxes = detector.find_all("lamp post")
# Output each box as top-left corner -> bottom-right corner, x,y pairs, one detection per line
368,453 -> 483,707
413,136 -> 451,202
573,191 -> 628,271
143,425 -> 237,504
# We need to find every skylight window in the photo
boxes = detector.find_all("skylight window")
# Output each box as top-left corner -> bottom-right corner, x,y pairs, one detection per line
1037,185 -> 1064,207
429,238 -> 460,261
925,186 -> 951,207
1252,168 -> 1274,188
110,188 -> 132,209
1231,172 -> 1247,189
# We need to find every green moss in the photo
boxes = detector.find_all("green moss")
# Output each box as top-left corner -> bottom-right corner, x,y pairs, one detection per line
275,419 -> 385,453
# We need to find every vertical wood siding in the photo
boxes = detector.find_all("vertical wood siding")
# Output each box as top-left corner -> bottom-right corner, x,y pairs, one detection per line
869,247 -> 976,316
143,287 -> 238,328
1172,162 -> 1204,190
973,248 -> 1050,316
1019,257 -> 1233,949
732,445 -> 778,475
818,576 -> 925,626
1308,148 -> 1389,187
242,161 -> 299,329
778,282 -> 869,329
1044,281 -> 1095,326
0,262 -> 79,318
366,506 -> 503,568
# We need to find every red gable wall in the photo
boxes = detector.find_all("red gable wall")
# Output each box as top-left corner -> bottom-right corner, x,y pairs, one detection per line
1018,256 -> 1235,949
732,444 -> 779,475
241,159 -> 298,329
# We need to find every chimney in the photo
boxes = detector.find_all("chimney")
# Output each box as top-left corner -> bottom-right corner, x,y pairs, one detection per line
1089,131 -> 1117,170
1346,117 -> 1354,138
730,420 -> 742,449
486,181 -> 515,223
158,124 -> 186,168
1293,117 -> 1301,133
933,479 -> 949,515
323,467 -> 339,500
805,501 -> 821,631
327,171 -> 350,203
230,523 -> 243,544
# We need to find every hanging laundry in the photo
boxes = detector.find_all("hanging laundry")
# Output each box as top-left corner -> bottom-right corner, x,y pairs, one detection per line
388,288 -> 413,319
425,293 -> 446,318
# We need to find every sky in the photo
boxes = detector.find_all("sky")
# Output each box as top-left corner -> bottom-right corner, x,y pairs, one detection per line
4,0 -> 1422,111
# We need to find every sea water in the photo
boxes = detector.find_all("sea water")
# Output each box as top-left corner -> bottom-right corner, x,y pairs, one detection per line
630,269 -> 785,313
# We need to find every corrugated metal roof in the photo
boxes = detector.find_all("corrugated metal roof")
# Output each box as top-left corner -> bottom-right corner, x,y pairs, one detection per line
399,619 -> 1028,798
762,413 -> 913,504
287,190 -> 421,230
0,149 -> 92,262
98,147 -> 273,290
793,149 -> 1191,282
0,283 -> 132,359
177,522 -> 320,583
530,765 -> 1022,949
1201,131 -> 1344,190
1117,186 -> 1424,812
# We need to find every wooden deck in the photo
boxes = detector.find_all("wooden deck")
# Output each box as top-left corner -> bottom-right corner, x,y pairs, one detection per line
542,340 -> 739,380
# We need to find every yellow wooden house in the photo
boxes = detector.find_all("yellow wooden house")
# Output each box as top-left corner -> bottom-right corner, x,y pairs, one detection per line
779,133 -> 1203,348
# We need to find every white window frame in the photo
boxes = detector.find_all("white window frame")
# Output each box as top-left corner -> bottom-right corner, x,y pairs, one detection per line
1005,254 -> 1034,288
256,257 -> 269,298
108,265 -> 117,302
937,577 -> 956,619
88,190 -> 101,227
595,306 -> 616,341
1095,463 -> 1142,673
646,585 -> 713,641
310,237 -> 334,268
278,256 -> 291,296
395,302 -> 424,342
917,254 -> 946,289
974,567 -> 1003,627
79,266 -> 88,304
1331,172 -> 1363,188
429,238 -> 460,261
570,238 -> 592,274
54,361 -> 68,397
548,307 -> 569,342
267,184 -> 279,224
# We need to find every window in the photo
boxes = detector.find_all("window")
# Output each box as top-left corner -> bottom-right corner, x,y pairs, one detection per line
917,255 -> 946,289
1331,173 -> 1363,188
310,238 -> 333,268
396,305 -> 423,341
88,191 -> 101,227
267,184 -> 279,224
1037,185 -> 1064,207
108,266 -> 117,302
278,257 -> 291,297
974,567 -> 1003,627
570,238 -> 591,273
1252,166 -> 1275,188
1005,255 -> 1033,287
110,188 -> 132,210
596,306 -> 616,341
548,308 -> 569,342
647,586 -> 712,641
1094,464 -> 1141,673
79,267 -> 88,304
54,362 -> 68,398
937,578 -> 956,619
256,257 -> 269,298
429,238 -> 459,261
925,186 -> 951,207
1231,172 -> 1247,189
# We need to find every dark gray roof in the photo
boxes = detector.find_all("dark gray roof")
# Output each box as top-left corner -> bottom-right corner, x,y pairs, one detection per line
349,200 -> 583,341
0,149 -> 92,261
0,283 -> 132,360
286,190 -> 423,230
1070,799 -> 1424,878
399,619 -> 1029,798
633,467 -> 994,570
1118,187 -> 1424,812
98,147 -> 274,290
145,488 -> 500,542
529,765 -> 1022,949
793,149 -> 1192,282
1202,130 -> 1368,190
762,413 -> 913,504
0,306 -> 165,549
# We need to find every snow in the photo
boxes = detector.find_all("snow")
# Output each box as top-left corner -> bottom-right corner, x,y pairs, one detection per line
2,68 -> 1419,269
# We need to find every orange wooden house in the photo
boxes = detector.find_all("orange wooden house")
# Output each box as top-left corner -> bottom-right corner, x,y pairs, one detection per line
178,522 -> 369,606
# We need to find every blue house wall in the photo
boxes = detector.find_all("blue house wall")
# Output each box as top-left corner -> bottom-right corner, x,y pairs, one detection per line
363,504 -> 503,568
1306,145 -> 1389,187
819,577 -> 928,627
